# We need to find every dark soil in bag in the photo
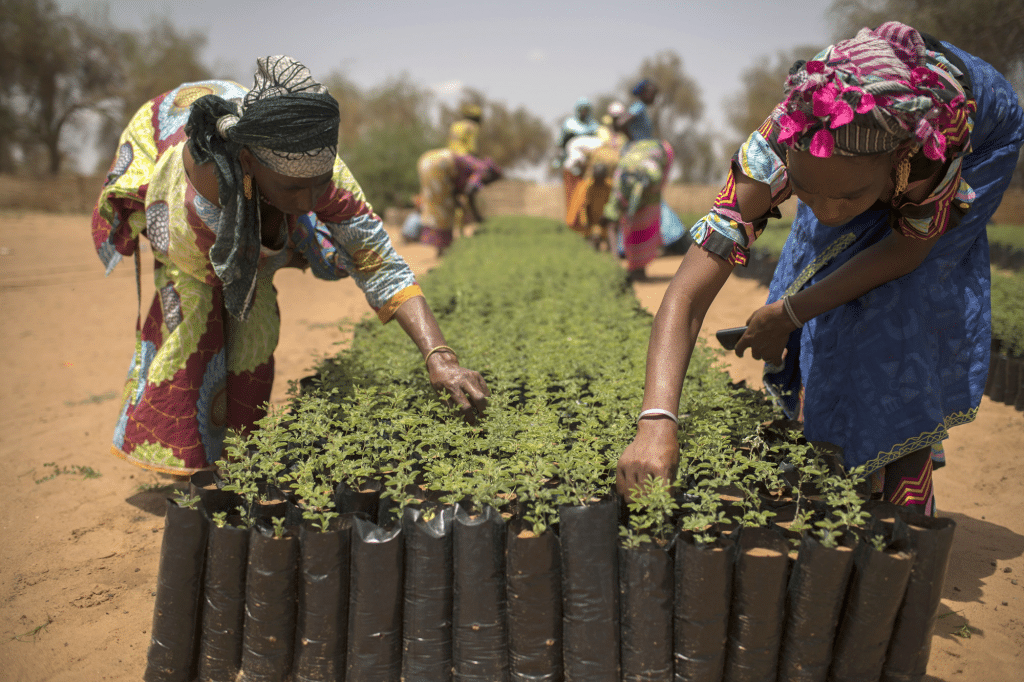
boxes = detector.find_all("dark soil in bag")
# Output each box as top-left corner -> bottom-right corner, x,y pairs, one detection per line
828,518 -> 916,682
620,541 -> 674,682
238,520 -> 299,682
674,530 -> 737,682
293,516 -> 353,682
402,505 -> 455,681
453,505 -> 509,681
882,512 -> 956,682
197,492 -> 248,682
335,478 -> 383,523
723,526 -> 790,682
347,514 -> 404,682
777,534 -> 855,682
560,497 -> 620,681
144,499 -> 209,682
506,521 -> 562,682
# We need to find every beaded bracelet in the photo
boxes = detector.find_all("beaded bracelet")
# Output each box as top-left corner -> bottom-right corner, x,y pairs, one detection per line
424,345 -> 457,363
637,408 -> 679,425
783,296 -> 804,329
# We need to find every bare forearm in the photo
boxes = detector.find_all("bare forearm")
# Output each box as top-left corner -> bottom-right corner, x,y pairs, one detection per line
643,248 -> 733,412
393,295 -> 447,358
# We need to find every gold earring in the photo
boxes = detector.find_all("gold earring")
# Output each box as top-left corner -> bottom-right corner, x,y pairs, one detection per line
243,173 -> 253,200
893,152 -> 913,198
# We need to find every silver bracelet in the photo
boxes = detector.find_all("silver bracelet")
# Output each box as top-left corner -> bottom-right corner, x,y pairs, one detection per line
783,296 -> 804,329
638,408 -> 679,425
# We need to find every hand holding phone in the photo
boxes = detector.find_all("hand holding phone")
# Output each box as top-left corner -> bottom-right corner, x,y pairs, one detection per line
715,326 -> 747,351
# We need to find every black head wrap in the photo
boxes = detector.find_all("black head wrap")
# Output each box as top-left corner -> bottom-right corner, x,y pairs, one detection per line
185,55 -> 340,320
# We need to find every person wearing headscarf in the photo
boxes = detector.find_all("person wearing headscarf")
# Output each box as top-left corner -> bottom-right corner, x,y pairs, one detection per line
597,101 -> 627,151
448,103 -> 483,156
601,138 -> 674,280
92,56 -> 490,475
617,23 -> 1024,517
417,148 -> 502,256
565,140 -> 621,249
557,97 -> 601,218
615,79 -> 658,145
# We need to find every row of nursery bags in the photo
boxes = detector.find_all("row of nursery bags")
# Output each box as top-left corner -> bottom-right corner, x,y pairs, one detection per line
143,481 -> 955,682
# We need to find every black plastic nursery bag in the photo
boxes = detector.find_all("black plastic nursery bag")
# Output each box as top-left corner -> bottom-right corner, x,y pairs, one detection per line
347,514 -> 404,682
144,498 -> 209,682
828,520 -> 915,682
197,493 -> 249,682
723,526 -> 790,682
619,541 -> 674,682
402,505 -> 455,681
559,497 -> 620,682
776,533 -> 855,682
674,530 -> 737,682
453,505 -> 509,681
506,521 -> 562,682
238,520 -> 299,682
881,513 -> 957,682
293,516 -> 353,682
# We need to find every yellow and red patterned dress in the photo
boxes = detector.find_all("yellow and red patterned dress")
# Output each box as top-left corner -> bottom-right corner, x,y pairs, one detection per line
92,80 -> 423,474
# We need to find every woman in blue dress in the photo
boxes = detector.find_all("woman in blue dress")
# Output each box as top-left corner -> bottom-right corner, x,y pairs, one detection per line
616,22 -> 1024,514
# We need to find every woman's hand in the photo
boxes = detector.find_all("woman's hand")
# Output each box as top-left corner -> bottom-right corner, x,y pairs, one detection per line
735,299 -> 796,366
425,351 -> 490,424
616,417 -> 680,503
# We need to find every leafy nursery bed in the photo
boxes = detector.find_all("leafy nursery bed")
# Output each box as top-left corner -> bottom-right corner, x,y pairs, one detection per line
144,217 -> 955,682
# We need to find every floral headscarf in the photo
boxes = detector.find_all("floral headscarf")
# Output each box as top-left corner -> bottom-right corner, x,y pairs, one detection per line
775,22 -> 973,161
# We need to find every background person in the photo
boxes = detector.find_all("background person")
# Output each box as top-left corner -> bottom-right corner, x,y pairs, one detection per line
616,23 -> 1024,515
616,79 -> 658,144
416,147 -> 502,256
92,56 -> 490,476
602,138 -> 674,281
557,97 -> 600,216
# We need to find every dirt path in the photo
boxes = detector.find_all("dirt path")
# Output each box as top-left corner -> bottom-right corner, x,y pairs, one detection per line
0,210 -> 1020,680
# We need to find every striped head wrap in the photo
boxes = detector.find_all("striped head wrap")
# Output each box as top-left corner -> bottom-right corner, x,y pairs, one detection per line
184,56 -> 340,320
775,22 -> 973,160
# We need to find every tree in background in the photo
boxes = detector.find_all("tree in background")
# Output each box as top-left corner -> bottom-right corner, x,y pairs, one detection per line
829,0 -> 1023,87
0,0 -> 122,174
90,18 -> 212,173
336,74 -> 442,211
119,19 -> 212,121
723,45 -> 823,154
439,87 -> 552,171
829,0 -> 1023,186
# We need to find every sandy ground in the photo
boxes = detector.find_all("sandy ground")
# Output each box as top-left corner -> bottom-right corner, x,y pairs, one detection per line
0,209 -> 1021,681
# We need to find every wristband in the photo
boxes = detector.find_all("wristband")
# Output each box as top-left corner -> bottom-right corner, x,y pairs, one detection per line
424,345 -> 457,363
638,408 -> 679,425
783,296 -> 804,329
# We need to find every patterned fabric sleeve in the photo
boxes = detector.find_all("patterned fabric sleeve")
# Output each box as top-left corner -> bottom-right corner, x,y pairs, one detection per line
689,115 -> 790,266
91,100 -> 162,273
311,156 -> 422,323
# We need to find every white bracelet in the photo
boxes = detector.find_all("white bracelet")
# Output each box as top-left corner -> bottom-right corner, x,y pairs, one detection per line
783,296 -> 804,329
638,408 -> 679,425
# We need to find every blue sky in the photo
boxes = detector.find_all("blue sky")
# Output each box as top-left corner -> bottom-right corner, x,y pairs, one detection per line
60,0 -> 838,175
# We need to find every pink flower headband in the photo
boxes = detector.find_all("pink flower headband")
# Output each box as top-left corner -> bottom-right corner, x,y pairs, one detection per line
775,25 -> 968,161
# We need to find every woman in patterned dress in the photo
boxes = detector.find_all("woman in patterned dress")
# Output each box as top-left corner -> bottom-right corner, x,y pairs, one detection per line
92,56 -> 489,476
617,23 -> 1024,514
416,148 -> 501,256
602,138 -> 674,281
